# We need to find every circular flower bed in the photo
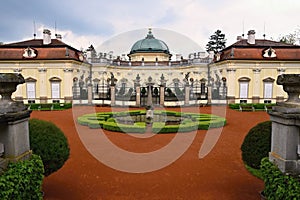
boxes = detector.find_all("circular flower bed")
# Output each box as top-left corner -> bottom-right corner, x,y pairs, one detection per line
78,110 -> 226,133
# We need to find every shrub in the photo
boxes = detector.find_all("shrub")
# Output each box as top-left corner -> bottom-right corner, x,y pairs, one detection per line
252,103 -> 265,110
241,121 -> 271,169
229,103 -> 240,110
107,118 -> 116,122
0,154 -> 44,199
29,119 -> 70,176
52,103 -> 72,110
26,103 -> 72,110
261,157 -> 300,199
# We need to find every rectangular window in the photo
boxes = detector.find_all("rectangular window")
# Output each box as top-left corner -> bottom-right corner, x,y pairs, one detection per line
27,82 -> 36,99
51,82 -> 60,99
239,82 -> 248,99
264,82 -> 273,99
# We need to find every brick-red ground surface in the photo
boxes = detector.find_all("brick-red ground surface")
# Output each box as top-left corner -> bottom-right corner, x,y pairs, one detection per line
31,106 -> 269,200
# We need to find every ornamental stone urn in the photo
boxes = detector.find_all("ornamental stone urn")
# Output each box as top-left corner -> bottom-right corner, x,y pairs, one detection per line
0,73 -> 27,115
277,74 -> 300,104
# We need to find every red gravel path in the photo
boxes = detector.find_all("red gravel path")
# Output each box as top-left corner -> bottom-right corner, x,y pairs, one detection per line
31,106 -> 269,200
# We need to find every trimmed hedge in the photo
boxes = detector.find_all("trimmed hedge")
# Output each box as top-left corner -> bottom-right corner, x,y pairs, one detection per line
29,119 -> 70,176
26,103 -> 72,111
0,154 -> 44,199
103,121 -> 146,133
229,103 -> 276,111
261,157 -> 300,199
241,121 -> 271,169
78,110 -> 226,134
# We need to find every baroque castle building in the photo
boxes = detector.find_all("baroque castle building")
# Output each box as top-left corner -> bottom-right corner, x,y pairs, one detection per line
0,28 -> 299,106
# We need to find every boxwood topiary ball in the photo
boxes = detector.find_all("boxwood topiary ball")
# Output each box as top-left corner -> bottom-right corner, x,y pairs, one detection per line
29,119 -> 70,176
241,121 -> 271,169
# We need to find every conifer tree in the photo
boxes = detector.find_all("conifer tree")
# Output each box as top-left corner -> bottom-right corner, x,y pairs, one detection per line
206,30 -> 226,53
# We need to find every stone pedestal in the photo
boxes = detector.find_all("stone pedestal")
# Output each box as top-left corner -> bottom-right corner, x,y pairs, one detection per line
0,73 -> 32,168
0,116 -> 31,161
269,74 -> 300,175
269,109 -> 300,174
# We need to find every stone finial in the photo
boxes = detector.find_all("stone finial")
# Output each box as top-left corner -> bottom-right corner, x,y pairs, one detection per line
159,74 -> 167,87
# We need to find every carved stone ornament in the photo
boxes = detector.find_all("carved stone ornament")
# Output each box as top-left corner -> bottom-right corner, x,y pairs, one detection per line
23,47 -> 37,58
263,47 -> 277,58
0,73 -> 28,116
63,68 -> 74,72
277,74 -> 300,104
252,68 -> 261,73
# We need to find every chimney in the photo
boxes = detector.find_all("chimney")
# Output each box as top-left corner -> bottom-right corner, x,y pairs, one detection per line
237,36 -> 243,41
56,34 -> 62,41
43,29 -> 51,45
247,30 -> 256,44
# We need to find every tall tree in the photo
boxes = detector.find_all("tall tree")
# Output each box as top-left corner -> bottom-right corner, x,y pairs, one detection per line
206,30 -> 226,53
278,28 -> 300,44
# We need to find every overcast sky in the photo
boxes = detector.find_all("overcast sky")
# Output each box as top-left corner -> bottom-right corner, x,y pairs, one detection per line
1,0 -> 299,57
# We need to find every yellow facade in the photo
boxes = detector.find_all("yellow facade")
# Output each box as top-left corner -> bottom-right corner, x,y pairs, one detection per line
212,60 -> 300,103
0,60 -> 90,103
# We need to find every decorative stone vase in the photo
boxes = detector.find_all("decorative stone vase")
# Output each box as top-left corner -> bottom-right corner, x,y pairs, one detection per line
277,74 -> 300,104
0,73 -> 26,114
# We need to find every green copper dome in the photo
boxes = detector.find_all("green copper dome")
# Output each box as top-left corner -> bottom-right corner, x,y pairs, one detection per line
129,29 -> 170,54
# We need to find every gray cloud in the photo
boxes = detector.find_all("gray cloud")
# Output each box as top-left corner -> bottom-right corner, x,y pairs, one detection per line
1,0 -> 299,49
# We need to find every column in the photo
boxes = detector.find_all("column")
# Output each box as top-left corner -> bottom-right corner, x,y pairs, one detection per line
184,85 -> 190,105
207,85 -> 212,105
87,83 -> 93,105
135,86 -> 141,107
276,68 -> 285,102
226,68 -> 236,104
110,86 -> 115,106
63,68 -> 74,103
252,68 -> 261,103
160,86 -> 165,106
38,67 -> 47,103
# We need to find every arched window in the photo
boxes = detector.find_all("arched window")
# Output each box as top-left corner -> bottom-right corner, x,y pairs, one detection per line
49,77 -> 62,103
263,77 -> 275,103
238,77 -> 251,103
25,77 -> 37,103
